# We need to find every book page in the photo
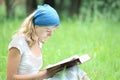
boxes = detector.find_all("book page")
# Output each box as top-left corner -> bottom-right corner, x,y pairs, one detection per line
46,54 -> 90,69
79,54 -> 91,63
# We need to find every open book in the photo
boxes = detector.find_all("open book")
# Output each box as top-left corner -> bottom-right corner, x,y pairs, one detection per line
46,54 -> 91,75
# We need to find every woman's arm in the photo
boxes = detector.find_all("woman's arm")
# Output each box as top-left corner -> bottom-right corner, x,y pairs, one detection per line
7,47 -> 47,80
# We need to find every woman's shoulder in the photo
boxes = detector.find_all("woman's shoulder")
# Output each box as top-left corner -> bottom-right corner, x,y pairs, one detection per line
8,34 -> 28,51
8,34 -> 29,55
10,34 -> 26,45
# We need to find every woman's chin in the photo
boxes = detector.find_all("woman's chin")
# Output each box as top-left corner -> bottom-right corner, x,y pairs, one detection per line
39,38 -> 48,43
41,40 -> 46,43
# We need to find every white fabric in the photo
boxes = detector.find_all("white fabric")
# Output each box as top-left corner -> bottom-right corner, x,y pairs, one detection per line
8,35 -> 43,74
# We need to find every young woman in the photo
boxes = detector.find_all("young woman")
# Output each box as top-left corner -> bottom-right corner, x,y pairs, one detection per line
7,4 -> 90,80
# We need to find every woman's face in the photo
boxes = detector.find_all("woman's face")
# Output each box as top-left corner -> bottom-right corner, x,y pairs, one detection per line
35,26 -> 57,43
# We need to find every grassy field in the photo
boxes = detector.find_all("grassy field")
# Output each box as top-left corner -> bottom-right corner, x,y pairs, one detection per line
0,16 -> 120,80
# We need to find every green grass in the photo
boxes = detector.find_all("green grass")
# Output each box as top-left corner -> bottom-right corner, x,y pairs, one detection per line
0,16 -> 120,80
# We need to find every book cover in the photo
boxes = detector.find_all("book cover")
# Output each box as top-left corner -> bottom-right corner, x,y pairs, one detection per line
46,54 -> 91,73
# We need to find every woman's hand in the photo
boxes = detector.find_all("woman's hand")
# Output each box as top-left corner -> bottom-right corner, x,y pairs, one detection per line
37,69 -> 47,80
43,65 -> 64,79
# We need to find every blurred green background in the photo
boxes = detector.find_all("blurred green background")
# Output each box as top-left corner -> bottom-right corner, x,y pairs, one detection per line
0,0 -> 120,80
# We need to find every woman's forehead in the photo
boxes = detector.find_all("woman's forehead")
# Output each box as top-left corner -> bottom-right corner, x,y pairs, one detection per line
40,27 -> 56,30
36,26 -> 57,30
44,27 -> 56,30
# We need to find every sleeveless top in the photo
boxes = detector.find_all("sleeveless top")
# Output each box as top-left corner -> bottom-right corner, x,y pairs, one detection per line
8,35 -> 43,74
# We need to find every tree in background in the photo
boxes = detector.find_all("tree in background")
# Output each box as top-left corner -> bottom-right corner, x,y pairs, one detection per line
26,0 -> 55,15
56,0 -> 64,13
3,0 -> 120,20
26,0 -> 37,15
43,0 -> 55,8
5,0 -> 15,18
4,0 -> 81,18
69,0 -> 81,17
43,0 -> 81,17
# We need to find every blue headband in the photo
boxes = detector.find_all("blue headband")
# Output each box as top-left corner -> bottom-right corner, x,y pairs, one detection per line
33,4 -> 60,27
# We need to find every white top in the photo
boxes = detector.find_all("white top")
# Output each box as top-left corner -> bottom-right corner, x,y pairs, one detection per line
8,35 -> 43,74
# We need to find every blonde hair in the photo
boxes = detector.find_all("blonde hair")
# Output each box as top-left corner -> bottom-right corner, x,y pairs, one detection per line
14,11 -> 38,47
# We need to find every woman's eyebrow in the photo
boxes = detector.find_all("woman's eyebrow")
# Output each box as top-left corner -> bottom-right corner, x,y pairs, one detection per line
45,27 -> 56,31
45,27 -> 50,29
